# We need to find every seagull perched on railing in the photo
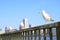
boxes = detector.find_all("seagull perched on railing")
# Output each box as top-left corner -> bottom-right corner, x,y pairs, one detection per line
40,10 -> 54,21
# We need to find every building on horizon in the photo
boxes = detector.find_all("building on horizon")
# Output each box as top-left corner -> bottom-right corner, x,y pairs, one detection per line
5,26 -> 13,32
5,26 -> 17,33
0,29 -> 5,34
23,18 -> 29,28
29,24 -> 31,28
29,24 -> 35,28
19,21 -> 25,30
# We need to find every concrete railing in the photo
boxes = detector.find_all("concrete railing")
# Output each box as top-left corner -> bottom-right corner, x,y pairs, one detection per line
0,22 -> 60,40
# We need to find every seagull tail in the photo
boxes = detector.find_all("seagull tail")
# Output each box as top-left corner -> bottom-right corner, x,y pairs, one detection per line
51,19 -> 54,21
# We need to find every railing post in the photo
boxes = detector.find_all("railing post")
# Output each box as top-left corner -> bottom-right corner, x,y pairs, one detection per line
31,30 -> 33,40
27,31 -> 30,40
43,29 -> 46,40
25,31 -> 28,40
49,28 -> 52,40
34,30 -> 36,40
23,32 -> 25,40
56,22 -> 60,40
38,30 -> 41,40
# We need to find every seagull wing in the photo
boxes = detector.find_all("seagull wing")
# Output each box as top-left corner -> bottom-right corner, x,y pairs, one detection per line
42,12 -> 54,21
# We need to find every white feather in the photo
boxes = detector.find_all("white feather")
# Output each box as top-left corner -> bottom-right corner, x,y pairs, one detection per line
40,10 -> 54,21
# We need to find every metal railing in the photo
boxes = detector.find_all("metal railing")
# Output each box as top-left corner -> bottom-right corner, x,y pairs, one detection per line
0,22 -> 60,40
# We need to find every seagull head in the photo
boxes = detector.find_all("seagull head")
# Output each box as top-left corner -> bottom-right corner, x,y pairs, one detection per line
40,10 -> 46,14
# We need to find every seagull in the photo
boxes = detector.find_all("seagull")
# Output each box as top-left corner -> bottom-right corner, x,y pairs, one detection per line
40,10 -> 54,21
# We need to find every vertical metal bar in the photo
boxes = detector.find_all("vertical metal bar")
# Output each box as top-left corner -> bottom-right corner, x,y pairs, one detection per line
56,27 -> 60,40
24,32 -> 25,40
28,31 -> 30,40
26,31 -> 28,40
31,30 -> 33,40
56,22 -> 60,40
49,28 -> 52,40
34,30 -> 36,40
25,31 -> 26,40
38,30 -> 41,40
56,26 -> 60,40
20,32 -> 23,40
19,32 -> 21,40
23,32 -> 24,40
43,29 -> 46,40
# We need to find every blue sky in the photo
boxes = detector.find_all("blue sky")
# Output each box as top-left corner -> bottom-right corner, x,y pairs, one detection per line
0,0 -> 60,30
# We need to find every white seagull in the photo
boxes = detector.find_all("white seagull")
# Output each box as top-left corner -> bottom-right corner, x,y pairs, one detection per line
40,10 -> 54,21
